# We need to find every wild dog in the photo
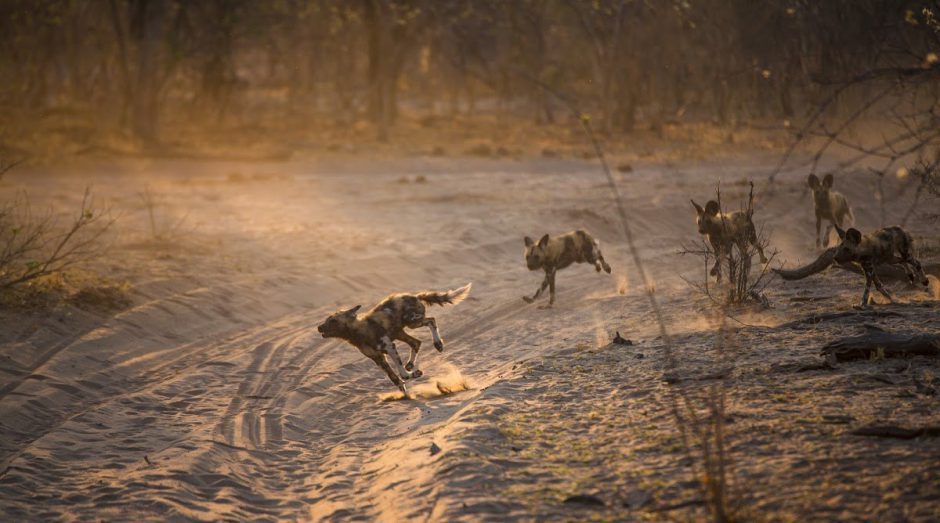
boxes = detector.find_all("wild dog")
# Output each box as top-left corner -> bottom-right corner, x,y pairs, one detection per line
317,283 -> 471,395
808,173 -> 854,248
523,230 -> 611,306
833,226 -> 929,307
691,199 -> 768,282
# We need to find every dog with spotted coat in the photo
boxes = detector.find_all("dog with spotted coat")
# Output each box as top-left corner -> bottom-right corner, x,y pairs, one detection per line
523,230 -> 611,306
317,283 -> 471,395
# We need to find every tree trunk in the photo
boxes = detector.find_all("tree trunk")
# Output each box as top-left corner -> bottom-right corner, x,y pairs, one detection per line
129,0 -> 167,144
364,0 -> 391,142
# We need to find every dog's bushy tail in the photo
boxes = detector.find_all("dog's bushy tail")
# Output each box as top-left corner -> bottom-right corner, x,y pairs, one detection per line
418,283 -> 472,307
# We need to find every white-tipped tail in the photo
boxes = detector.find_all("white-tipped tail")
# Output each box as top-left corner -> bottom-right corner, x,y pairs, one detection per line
417,282 -> 472,306
446,282 -> 472,305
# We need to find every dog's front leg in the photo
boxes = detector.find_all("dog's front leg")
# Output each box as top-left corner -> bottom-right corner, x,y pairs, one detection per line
381,336 -> 415,380
815,215 -> 822,248
823,222 -> 833,248
548,269 -> 557,306
857,266 -> 874,308
523,273 -> 550,303
711,246 -> 724,283
372,354 -> 408,396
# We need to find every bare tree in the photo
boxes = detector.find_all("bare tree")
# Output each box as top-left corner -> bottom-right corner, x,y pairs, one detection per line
0,188 -> 115,289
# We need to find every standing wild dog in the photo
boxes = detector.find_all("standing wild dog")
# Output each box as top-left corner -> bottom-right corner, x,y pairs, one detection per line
808,173 -> 854,248
691,199 -> 768,282
833,226 -> 929,307
522,230 -> 611,306
317,283 -> 471,395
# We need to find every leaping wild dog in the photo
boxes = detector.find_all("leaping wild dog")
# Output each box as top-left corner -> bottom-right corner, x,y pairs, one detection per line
317,283 -> 471,395
808,173 -> 854,248
691,199 -> 768,282
523,230 -> 611,307
833,226 -> 929,307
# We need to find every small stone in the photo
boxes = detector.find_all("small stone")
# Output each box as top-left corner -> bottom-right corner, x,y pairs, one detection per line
563,494 -> 605,506
429,442 -> 442,456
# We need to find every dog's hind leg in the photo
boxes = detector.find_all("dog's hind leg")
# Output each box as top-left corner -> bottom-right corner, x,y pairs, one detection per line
871,272 -> 894,303
397,331 -> 423,376
900,245 -> 930,287
749,226 -> 768,263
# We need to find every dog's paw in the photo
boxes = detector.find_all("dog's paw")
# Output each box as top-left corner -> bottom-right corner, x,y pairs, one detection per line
411,369 -> 423,379
405,362 -> 414,372
522,296 -> 534,304
537,304 -> 553,310
434,340 -> 444,351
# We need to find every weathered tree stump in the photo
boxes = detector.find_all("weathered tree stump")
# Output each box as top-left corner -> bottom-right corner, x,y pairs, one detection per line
774,247 -> 837,281
821,330 -> 940,362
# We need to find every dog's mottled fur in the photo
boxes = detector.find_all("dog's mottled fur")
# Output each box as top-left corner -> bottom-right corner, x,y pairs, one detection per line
691,199 -> 768,281
523,230 -> 611,306
834,226 -> 928,307
808,173 -> 854,248
317,283 -> 471,394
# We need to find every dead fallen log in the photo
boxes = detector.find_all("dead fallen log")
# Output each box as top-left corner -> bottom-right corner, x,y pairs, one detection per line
779,310 -> 903,329
851,425 -> 940,439
821,330 -> 940,362
774,248 -> 940,282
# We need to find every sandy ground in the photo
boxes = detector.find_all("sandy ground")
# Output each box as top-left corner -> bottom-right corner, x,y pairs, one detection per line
0,151 -> 938,521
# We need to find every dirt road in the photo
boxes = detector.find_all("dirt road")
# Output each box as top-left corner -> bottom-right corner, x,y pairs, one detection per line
1,154 -> 938,521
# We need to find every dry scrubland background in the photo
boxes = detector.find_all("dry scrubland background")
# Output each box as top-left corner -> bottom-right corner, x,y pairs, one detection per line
1,1 -> 940,522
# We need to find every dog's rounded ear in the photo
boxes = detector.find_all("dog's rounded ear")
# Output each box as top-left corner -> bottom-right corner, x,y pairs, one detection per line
691,199 -> 704,214
344,305 -> 362,315
704,200 -> 720,216
846,228 -> 862,244
807,173 -> 820,189
538,234 -> 550,248
823,174 -> 834,188
524,236 -> 534,247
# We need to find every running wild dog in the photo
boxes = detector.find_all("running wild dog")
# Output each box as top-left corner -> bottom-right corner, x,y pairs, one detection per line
317,283 -> 471,395
833,226 -> 929,307
808,173 -> 854,248
691,199 -> 768,282
523,230 -> 611,306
